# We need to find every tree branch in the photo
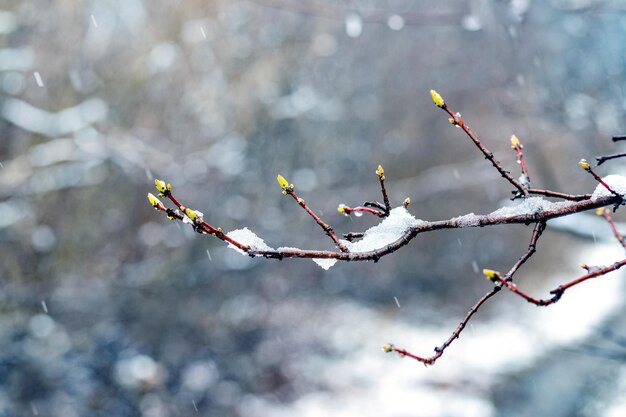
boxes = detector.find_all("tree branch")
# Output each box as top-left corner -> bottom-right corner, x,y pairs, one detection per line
147,90 -> 626,366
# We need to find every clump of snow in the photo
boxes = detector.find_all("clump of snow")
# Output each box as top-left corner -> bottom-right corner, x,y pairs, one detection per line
227,228 -> 274,255
591,174 -> 626,201
277,246 -> 301,252
342,207 -> 424,254
488,197 -> 578,217
312,258 -> 338,270
489,197 -> 551,217
451,213 -> 479,227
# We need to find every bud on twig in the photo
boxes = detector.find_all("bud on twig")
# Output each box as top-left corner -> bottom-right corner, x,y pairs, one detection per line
510,135 -> 522,149
482,269 -> 501,282
382,343 -> 395,353
184,207 -> 198,222
147,193 -> 165,211
376,165 -> 385,179
430,89 -> 445,108
154,178 -> 171,195
578,159 -> 590,170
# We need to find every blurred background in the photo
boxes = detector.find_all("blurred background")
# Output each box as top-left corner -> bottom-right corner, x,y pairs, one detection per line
2,0 -> 626,416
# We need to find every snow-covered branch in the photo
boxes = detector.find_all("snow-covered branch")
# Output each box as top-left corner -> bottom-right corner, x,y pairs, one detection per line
147,91 -> 626,366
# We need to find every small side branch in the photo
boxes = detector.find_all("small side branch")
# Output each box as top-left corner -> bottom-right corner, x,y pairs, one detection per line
495,259 -> 626,306
338,204 -> 385,218
579,159 -> 622,200
526,189 -> 591,201
599,208 -> 626,250
384,221 -> 546,365
384,286 -> 502,365
376,165 -> 391,215
149,183 -> 250,252
596,152 -> 626,166
511,135 -> 530,188
430,90 -> 528,197
278,175 -> 348,252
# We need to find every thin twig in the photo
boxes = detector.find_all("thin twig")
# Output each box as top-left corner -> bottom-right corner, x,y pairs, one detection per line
600,208 -> 626,250
511,135 -> 530,188
384,286 -> 501,365
338,204 -> 385,217
580,160 -> 622,199
495,259 -> 626,306
442,106 -> 529,197
285,188 -> 349,252
377,165 -> 391,215
151,185 -> 251,251
596,152 -> 626,166
384,221 -> 546,364
526,189 -> 591,201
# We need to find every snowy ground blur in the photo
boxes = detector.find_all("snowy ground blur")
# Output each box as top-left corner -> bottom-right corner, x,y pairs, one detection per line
2,1 -> 626,416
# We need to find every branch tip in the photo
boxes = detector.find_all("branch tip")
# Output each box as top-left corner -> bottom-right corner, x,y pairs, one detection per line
147,193 -> 164,210
482,269 -> 501,282
154,178 -> 171,197
376,164 -> 385,179
510,134 -> 522,149
578,159 -> 591,170
430,89 -> 445,108
277,174 -> 292,193
382,343 -> 395,353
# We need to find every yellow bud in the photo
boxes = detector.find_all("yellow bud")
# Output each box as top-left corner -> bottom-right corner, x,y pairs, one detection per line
184,208 -> 197,221
482,269 -> 501,281
430,89 -> 445,108
510,134 -> 522,149
579,263 -> 588,269
578,159 -> 590,170
277,174 -> 289,190
596,207 -> 605,216
403,197 -> 411,207
448,117 -> 455,125
147,193 -> 161,208
337,204 -> 346,214
382,343 -> 395,353
376,165 -> 384,178
154,179 -> 167,193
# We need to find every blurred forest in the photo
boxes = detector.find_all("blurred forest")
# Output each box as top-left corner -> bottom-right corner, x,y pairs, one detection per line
2,0 -> 626,416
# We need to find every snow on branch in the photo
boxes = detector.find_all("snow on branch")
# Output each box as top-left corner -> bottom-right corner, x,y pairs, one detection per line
147,90 -> 626,366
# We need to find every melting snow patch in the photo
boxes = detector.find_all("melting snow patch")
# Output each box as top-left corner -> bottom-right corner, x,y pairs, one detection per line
591,174 -> 626,201
451,213 -> 479,227
227,228 -> 273,255
342,207 -> 424,254
489,197 -> 574,217
277,246 -> 299,251
312,258 -> 337,270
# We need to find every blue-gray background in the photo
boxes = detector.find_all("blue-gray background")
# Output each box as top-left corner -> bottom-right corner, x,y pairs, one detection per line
2,1 -> 626,416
